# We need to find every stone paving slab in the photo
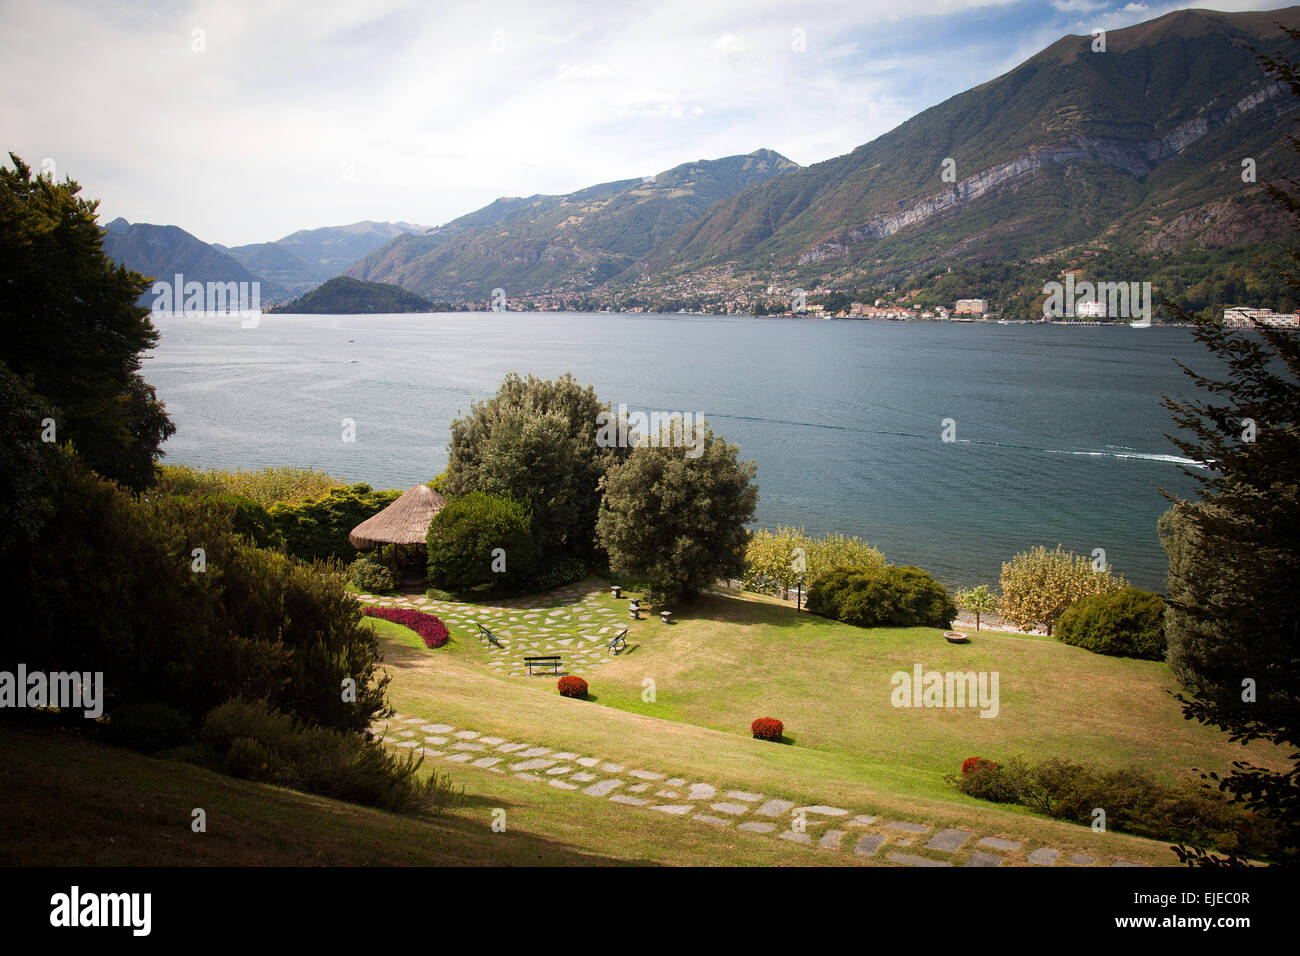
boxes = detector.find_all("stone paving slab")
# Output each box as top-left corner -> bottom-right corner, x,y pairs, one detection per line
694,814 -> 732,827
927,829 -> 972,852
819,829 -> 846,849
1028,848 -> 1060,866
884,821 -> 929,833
978,837 -> 1022,851
964,852 -> 1002,868
855,834 -> 886,857
889,853 -> 951,867
710,802 -> 750,815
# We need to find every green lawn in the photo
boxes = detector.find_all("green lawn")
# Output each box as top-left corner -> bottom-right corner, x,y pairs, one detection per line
364,579 -> 1284,864
0,724 -> 867,867
7,579 -> 1268,867
386,580 -> 1280,805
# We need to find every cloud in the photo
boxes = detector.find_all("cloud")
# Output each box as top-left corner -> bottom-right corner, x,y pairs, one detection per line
3,0 -> 1289,244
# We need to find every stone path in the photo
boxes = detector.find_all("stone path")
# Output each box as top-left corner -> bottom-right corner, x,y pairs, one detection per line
373,713 -> 1143,868
358,582 -> 629,677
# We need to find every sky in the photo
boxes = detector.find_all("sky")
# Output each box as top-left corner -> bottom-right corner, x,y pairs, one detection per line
2,0 -> 1295,246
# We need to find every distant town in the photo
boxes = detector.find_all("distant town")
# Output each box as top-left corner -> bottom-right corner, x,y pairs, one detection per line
427,285 -> 1298,328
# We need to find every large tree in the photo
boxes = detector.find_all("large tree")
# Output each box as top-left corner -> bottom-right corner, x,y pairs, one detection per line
443,372 -> 620,561
0,155 -> 173,490
1155,26 -> 1300,867
596,418 -> 757,600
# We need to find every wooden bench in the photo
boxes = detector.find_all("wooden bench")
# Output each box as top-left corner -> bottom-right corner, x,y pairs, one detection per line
523,655 -> 562,676
608,628 -> 628,653
477,623 -> 504,648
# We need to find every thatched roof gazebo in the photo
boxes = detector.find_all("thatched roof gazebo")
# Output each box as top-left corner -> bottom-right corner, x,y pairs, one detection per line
349,484 -> 447,555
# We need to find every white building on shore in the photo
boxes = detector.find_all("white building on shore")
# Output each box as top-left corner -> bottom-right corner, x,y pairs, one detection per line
1222,306 -> 1300,328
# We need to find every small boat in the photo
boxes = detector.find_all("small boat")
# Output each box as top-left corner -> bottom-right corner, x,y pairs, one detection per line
1130,318 -> 1151,328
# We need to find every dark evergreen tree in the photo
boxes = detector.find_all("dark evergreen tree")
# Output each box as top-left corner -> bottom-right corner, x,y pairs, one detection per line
1156,27 -> 1300,866
0,154 -> 174,490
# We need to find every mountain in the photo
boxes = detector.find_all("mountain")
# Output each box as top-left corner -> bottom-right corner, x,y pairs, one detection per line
216,221 -> 429,297
633,8 -> 1300,292
270,275 -> 433,314
100,218 -> 276,303
104,219 -> 430,304
346,149 -> 798,301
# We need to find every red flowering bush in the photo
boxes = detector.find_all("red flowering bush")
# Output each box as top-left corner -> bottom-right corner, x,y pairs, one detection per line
362,606 -> 450,648
751,717 -> 783,741
961,756 -> 998,776
557,676 -> 588,699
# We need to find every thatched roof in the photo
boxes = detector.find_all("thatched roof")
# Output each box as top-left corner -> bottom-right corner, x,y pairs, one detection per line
349,484 -> 446,549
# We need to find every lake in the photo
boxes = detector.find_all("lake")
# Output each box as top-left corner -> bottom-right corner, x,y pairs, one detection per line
144,312 -> 1222,591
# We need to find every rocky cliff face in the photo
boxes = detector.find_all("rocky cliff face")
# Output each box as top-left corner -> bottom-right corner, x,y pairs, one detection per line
798,80 -> 1295,266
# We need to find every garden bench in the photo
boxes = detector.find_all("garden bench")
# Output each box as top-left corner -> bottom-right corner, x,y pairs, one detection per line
608,628 -> 628,653
524,655 -> 562,676
477,623 -> 503,648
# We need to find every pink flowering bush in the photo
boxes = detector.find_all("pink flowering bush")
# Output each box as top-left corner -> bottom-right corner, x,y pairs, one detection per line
362,606 -> 450,648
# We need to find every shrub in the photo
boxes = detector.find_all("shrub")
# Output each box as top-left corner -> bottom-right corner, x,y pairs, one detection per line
1055,587 -> 1167,660
362,606 -> 449,648
557,676 -> 588,699
104,701 -> 195,754
426,490 -> 540,592
202,699 -> 461,813
202,492 -> 281,549
961,756 -> 998,776
532,556 -> 588,590
950,754 -> 1275,859
806,565 -> 957,629
348,556 -> 395,593
267,483 -> 402,563
751,717 -> 783,741
12,460 -> 389,734
156,464 -> 345,508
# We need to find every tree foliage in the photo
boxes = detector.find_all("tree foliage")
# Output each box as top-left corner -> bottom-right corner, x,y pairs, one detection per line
443,373 -> 621,561
0,154 -> 173,490
1154,27 -> 1300,868
7,457 -> 387,732
954,584 -> 1000,631
595,419 -> 757,600
998,545 -> 1126,636
743,526 -> 886,598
